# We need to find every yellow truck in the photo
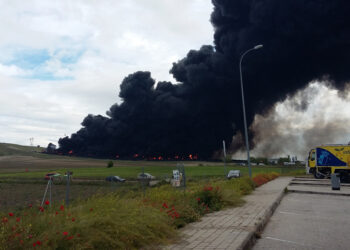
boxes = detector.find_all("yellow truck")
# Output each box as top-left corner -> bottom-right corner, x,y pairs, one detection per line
307,144 -> 350,181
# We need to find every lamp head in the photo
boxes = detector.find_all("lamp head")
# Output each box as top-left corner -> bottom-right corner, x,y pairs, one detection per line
254,44 -> 263,50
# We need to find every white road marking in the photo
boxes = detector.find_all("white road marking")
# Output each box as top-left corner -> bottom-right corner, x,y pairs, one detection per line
264,236 -> 322,249
278,211 -> 304,216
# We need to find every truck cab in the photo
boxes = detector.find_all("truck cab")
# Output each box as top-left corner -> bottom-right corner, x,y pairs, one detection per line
307,145 -> 350,181
307,149 -> 325,178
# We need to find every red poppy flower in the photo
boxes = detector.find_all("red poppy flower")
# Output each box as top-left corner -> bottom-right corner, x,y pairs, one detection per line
36,241 -> 41,245
39,207 -> 44,212
16,217 -> 20,222
45,201 -> 50,205
60,205 -> 64,211
28,204 -> 33,208
33,243 -> 36,247
76,233 -> 81,237
162,202 -> 168,208
8,212 -> 14,217
2,217 -> 8,223
196,198 -> 200,201
67,236 -> 74,240
63,232 -> 68,236
71,217 -> 75,222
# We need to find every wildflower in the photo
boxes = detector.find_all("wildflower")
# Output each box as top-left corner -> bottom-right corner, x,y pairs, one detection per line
2,217 -> 8,223
167,208 -> 175,214
63,232 -> 68,236
20,239 -> 24,244
71,217 -> 75,222
28,235 -> 33,239
45,200 -> 50,205
89,208 -> 93,212
76,233 -> 81,237
36,241 -> 41,245
60,205 -> 64,211
39,206 -> 44,212
16,217 -> 20,222
9,212 -> 14,217
28,204 -> 33,208
33,242 -> 36,247
196,197 -> 201,202
55,211 -> 59,215
67,236 -> 74,240
162,202 -> 168,209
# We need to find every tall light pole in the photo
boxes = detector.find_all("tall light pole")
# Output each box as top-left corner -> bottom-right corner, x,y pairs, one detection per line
239,44 -> 263,178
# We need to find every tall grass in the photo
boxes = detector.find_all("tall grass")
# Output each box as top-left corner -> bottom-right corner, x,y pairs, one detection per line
0,173 -> 278,249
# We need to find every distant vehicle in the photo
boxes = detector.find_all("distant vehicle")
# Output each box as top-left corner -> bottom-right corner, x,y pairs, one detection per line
227,170 -> 241,179
307,144 -> 350,181
137,173 -> 155,180
105,176 -> 126,182
44,173 -> 61,181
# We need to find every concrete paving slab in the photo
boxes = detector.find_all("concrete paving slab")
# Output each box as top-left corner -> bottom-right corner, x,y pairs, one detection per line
164,177 -> 292,250
253,192 -> 350,250
288,184 -> 350,196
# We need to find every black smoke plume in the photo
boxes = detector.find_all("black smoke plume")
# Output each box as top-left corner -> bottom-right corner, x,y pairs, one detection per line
59,0 -> 350,159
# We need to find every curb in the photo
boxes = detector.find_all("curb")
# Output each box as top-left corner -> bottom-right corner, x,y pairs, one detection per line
237,179 -> 290,250
287,189 -> 350,197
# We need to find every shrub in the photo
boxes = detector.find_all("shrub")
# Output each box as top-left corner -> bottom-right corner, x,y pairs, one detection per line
252,173 -> 280,187
194,185 -> 222,213
106,160 -> 114,168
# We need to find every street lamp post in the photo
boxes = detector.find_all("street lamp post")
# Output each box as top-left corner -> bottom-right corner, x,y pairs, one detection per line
239,44 -> 263,178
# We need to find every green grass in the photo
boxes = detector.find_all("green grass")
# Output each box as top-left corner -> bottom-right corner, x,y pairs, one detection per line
0,165 -> 304,179
0,143 -> 44,156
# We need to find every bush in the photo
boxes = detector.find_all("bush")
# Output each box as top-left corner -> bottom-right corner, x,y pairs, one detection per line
106,160 -> 114,168
252,172 -> 280,187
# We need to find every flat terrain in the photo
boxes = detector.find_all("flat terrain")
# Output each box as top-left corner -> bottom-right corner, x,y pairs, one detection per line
254,178 -> 350,250
0,143 -> 304,210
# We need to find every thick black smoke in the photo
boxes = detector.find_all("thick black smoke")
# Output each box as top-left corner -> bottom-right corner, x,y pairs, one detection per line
59,0 -> 350,159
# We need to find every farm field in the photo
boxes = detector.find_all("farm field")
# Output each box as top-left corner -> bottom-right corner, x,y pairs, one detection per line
0,143 -> 304,210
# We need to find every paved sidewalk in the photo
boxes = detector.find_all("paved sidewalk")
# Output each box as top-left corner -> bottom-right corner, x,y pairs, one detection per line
166,177 -> 292,250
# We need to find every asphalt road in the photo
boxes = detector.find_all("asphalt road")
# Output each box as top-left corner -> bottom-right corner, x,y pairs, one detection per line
253,191 -> 350,250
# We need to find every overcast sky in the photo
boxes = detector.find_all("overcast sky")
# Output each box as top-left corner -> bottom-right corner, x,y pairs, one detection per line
0,0 -> 213,147
1,0 -> 350,158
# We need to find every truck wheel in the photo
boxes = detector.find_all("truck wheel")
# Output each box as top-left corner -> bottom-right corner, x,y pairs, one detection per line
314,171 -> 325,179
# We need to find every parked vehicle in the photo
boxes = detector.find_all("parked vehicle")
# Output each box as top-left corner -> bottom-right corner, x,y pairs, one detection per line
227,170 -> 241,179
44,173 -> 61,182
307,144 -> 350,181
137,173 -> 155,180
105,176 -> 126,182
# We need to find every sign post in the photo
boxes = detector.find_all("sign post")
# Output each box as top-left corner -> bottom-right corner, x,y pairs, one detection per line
223,140 -> 228,177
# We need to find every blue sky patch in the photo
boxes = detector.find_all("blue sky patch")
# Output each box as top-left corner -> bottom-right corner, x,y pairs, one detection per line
2,47 -> 85,81
6,49 -> 51,70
